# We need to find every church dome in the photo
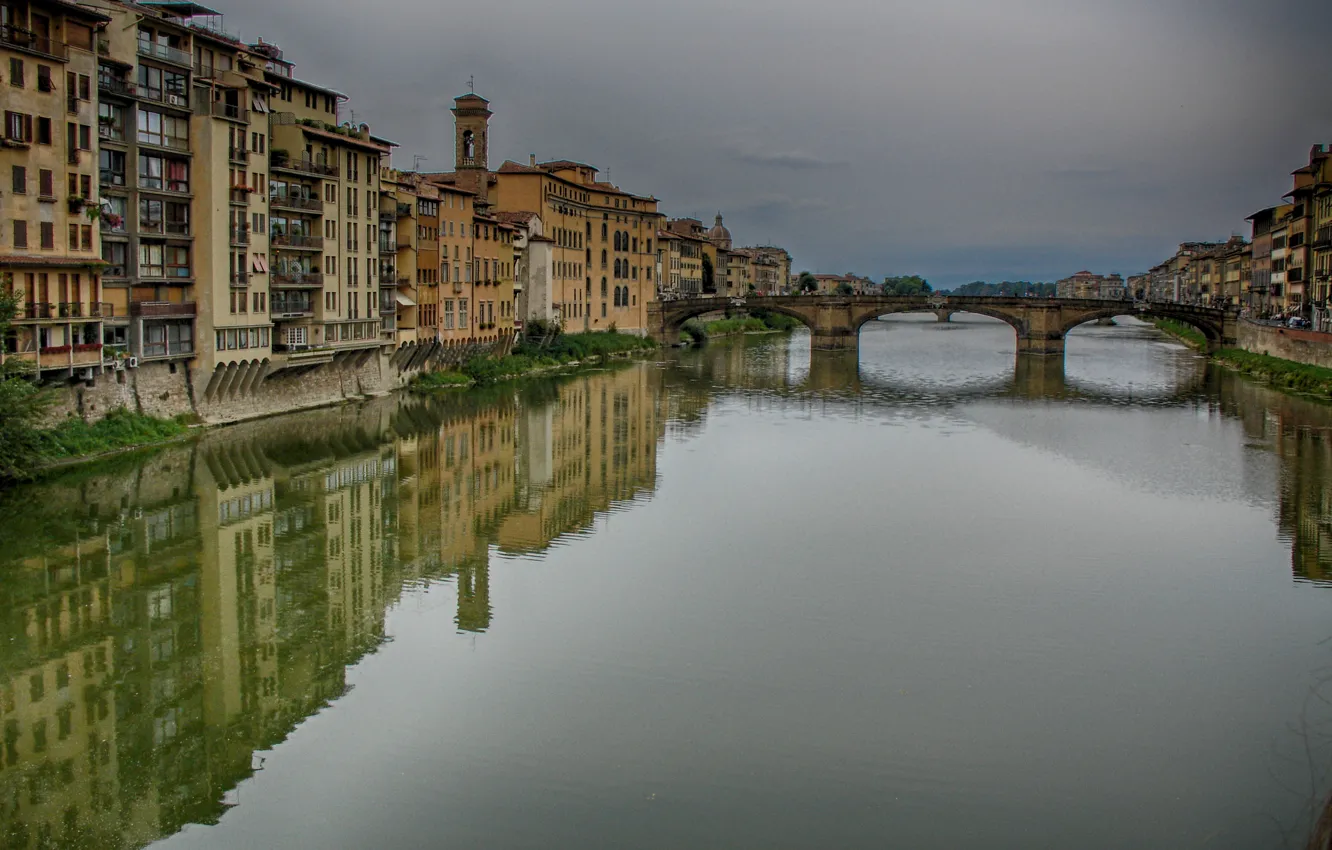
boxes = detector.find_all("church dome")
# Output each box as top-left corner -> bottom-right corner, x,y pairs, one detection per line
707,213 -> 732,248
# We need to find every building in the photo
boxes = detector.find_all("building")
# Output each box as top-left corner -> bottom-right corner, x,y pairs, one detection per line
1055,271 -> 1126,300
1247,205 -> 1285,313
425,94 -> 663,335
1285,145 -> 1332,327
748,246 -> 791,294
1,0 -> 113,379
495,210 -> 554,329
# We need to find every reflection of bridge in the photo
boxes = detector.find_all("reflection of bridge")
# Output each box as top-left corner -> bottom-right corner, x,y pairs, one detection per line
648,295 -> 1237,356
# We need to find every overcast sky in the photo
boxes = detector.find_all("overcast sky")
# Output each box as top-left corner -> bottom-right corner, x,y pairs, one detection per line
218,0 -> 1332,286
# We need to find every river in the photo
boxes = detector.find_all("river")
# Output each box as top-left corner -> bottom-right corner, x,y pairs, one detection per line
4,315 -> 1332,849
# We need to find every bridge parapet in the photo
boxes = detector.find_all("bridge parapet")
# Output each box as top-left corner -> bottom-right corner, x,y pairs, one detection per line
646,295 -> 1235,357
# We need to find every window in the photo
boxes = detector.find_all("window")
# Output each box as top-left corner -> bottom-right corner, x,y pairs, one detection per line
40,222 -> 54,250
36,117 -> 51,144
139,242 -> 164,277
79,124 -> 90,150
137,110 -> 188,149
102,242 -> 127,276
9,58 -> 23,88
97,102 -> 125,141
79,74 -> 91,101
12,220 -> 27,249
99,149 -> 126,186
10,165 -> 24,194
5,111 -> 32,142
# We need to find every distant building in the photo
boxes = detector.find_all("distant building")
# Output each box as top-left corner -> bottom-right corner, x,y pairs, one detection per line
1055,271 -> 1126,300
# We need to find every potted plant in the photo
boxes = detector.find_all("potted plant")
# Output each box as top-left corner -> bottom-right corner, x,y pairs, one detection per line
271,148 -> 289,167
84,205 -> 101,221
68,196 -> 87,213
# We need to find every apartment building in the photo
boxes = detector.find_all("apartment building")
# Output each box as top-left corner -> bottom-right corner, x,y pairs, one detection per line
1,0 -> 112,378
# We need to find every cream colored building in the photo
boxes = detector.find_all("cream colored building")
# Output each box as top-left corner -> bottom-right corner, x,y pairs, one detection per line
1,0 -> 112,378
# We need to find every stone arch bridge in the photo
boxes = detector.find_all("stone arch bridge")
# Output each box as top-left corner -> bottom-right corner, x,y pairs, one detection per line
647,295 -> 1237,356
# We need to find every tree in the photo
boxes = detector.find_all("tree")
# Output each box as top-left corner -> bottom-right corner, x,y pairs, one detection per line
835,281 -> 855,296
701,253 -> 715,293
0,278 -> 50,483
797,272 -> 818,293
882,275 -> 930,296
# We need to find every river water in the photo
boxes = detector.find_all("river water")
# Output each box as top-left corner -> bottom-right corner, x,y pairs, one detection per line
4,315 -> 1332,849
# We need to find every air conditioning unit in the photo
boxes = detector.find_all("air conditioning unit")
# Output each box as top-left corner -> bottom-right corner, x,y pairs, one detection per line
167,93 -> 187,107
81,367 -> 95,381
127,356 -> 139,368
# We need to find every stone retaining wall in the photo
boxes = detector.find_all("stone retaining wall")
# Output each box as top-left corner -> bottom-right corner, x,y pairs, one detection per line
38,338 -> 511,428
1238,320 -> 1332,370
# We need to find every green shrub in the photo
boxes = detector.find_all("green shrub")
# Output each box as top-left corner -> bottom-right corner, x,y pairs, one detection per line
1152,319 -> 1206,347
411,370 -> 473,391
680,319 -> 707,343
37,408 -> 189,462
1214,349 -> 1332,398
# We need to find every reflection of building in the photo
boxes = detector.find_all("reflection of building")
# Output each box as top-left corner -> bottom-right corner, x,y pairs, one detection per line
498,368 -> 661,553
0,363 -> 671,848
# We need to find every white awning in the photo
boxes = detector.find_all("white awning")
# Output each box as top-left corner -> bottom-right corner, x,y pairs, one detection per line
394,292 -> 416,307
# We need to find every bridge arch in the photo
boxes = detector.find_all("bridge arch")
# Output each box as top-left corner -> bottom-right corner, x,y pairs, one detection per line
851,304 -> 1028,338
1057,304 -> 1225,346
656,298 -> 818,339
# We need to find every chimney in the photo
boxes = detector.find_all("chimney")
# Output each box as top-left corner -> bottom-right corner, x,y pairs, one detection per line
529,154 -> 536,167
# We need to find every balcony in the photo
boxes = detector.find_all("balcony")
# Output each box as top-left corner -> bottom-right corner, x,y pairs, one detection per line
210,101 -> 249,123
13,302 -> 115,322
396,202 -> 412,218
270,298 -> 314,318
228,146 -> 251,164
271,271 -> 323,288
379,210 -> 396,223
230,225 -> 250,246
378,239 -> 395,255
1,24 -> 68,60
134,84 -> 191,110
131,301 -> 197,318
137,40 -> 192,68
98,76 -> 134,99
100,169 -> 126,188
1315,227 -> 1332,249
269,193 -> 323,213
271,233 -> 323,251
270,154 -> 338,178
230,271 -> 249,288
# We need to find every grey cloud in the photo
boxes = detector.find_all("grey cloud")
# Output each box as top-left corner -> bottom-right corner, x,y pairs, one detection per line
727,148 -> 848,170
212,0 -> 1332,287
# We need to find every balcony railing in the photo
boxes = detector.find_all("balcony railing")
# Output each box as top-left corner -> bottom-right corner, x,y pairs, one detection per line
270,299 -> 314,317
229,188 -> 250,205
271,271 -> 324,288
378,239 -> 395,254
210,101 -> 249,122
230,225 -> 249,245
142,339 -> 194,359
1315,227 -> 1332,249
228,146 -> 251,164
11,301 -> 113,322
271,233 -> 323,250
98,76 -> 134,98
269,194 -> 323,212
100,170 -> 126,188
131,301 -> 196,317
230,271 -> 249,288
396,202 -> 412,218
135,84 -> 191,109
1,24 -> 67,59
137,40 -> 192,67
270,155 -> 338,177
67,148 -> 80,165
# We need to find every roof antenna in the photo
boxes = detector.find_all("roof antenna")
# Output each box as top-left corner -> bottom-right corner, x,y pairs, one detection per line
412,154 -> 428,171
467,75 -> 475,94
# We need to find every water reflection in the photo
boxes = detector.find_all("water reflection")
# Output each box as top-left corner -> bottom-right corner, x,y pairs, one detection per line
0,366 -> 661,849
4,321 -> 1332,847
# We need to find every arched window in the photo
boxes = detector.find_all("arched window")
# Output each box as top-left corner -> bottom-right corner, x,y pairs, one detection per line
601,277 -> 608,297
601,249 -> 607,269
586,221 -> 591,236
601,223 -> 607,240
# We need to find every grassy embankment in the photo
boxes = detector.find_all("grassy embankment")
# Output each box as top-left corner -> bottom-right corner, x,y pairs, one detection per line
1152,318 -> 1332,400
681,310 -> 802,344
412,330 -> 657,391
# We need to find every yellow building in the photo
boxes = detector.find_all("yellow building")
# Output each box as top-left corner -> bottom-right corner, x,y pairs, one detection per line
425,94 -> 662,335
0,0 -> 112,378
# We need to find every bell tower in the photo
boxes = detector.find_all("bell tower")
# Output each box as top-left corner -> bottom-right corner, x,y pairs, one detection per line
452,93 -> 491,172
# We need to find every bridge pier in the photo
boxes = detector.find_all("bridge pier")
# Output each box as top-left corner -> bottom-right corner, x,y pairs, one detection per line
935,309 -> 954,323
1015,334 -> 1065,356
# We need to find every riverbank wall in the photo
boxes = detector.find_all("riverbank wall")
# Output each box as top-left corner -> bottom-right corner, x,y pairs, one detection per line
1237,320 -> 1332,370
39,339 -> 511,428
